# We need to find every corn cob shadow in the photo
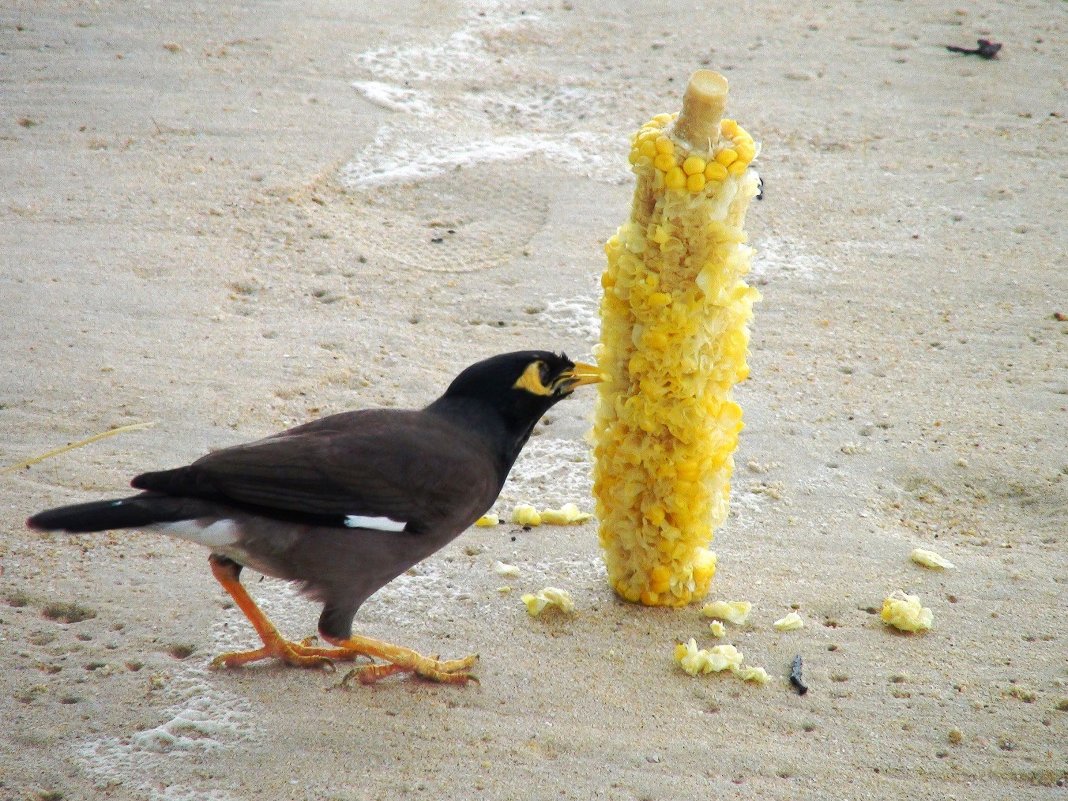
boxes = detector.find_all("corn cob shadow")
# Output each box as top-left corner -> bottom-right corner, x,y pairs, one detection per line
592,70 -> 761,607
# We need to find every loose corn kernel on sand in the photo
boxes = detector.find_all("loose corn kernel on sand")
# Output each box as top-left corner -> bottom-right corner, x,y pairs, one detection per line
521,587 -> 576,617
881,591 -> 933,632
733,665 -> 771,684
675,639 -> 743,674
493,560 -> 521,578
773,611 -> 805,631
540,503 -> 593,525
510,503 -> 592,527
511,504 -> 542,526
708,620 -> 726,638
702,600 -> 752,625
910,548 -> 956,570
594,70 -> 760,607
674,638 -> 768,684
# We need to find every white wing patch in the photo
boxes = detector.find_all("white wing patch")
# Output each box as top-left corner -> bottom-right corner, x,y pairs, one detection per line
344,515 -> 407,532
157,519 -> 240,547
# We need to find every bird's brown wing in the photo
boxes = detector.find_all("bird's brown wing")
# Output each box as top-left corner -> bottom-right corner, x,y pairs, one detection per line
132,409 -> 498,530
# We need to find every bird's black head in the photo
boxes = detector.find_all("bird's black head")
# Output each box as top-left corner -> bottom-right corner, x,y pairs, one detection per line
429,350 -> 602,471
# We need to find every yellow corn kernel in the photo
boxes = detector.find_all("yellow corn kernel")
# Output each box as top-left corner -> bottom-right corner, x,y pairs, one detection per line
647,292 -> 671,307
702,600 -> 752,625
649,564 -> 672,591
540,503 -> 592,525
910,548 -> 955,570
682,155 -> 706,176
703,161 -> 728,182
676,460 -> 699,481
727,159 -> 748,177
675,638 -> 743,675
735,142 -> 756,163
653,152 -> 675,172
521,587 -> 575,617
639,139 -> 657,159
692,549 -> 717,588
644,329 -> 669,350
714,148 -> 738,167
663,166 -> 686,190
880,591 -> 933,632
511,504 -> 542,526
593,70 -> 760,607
773,611 -> 805,631
733,665 -> 771,684
493,560 -> 521,578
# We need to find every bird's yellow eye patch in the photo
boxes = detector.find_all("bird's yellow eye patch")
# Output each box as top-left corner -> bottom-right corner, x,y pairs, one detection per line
513,361 -> 554,396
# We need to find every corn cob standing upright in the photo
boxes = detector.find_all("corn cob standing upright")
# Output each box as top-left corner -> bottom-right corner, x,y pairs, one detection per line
592,70 -> 760,606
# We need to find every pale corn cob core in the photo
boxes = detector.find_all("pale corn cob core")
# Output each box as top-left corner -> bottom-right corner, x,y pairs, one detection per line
592,71 -> 760,606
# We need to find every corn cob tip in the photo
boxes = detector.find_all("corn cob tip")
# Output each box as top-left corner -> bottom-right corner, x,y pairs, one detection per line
675,70 -> 729,149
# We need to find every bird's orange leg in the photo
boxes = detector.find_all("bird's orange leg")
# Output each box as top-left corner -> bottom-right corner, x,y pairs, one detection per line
323,633 -> 479,686
208,556 -> 477,683
208,555 -> 364,671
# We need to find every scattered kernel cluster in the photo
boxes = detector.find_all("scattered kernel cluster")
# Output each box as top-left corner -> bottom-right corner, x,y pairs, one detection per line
593,109 -> 761,607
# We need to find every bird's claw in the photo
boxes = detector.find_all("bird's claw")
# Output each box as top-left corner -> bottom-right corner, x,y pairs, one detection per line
337,652 -> 479,687
211,637 -> 362,671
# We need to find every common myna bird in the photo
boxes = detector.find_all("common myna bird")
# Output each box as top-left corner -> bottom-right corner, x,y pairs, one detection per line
27,351 -> 601,684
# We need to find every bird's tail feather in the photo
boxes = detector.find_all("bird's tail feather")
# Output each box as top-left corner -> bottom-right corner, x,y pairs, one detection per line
26,493 -> 201,533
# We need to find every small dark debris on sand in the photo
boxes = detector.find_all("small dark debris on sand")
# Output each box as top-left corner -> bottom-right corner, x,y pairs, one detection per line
946,39 -> 1002,59
790,654 -> 808,695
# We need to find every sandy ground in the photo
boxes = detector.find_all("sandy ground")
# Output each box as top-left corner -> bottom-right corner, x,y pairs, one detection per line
2,1 -> 1066,799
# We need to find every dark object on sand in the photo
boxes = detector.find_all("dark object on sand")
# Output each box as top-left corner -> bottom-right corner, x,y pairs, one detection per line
946,39 -> 1002,59
790,654 -> 808,695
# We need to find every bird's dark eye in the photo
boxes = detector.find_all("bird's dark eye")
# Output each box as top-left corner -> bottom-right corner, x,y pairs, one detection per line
538,361 -> 551,386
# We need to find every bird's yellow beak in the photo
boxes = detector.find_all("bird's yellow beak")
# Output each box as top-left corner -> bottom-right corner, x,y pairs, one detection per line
557,362 -> 604,392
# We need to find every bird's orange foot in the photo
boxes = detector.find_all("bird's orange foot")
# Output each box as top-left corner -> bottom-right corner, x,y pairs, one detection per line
327,634 -> 479,685
206,555 -> 475,682
211,634 -> 368,671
